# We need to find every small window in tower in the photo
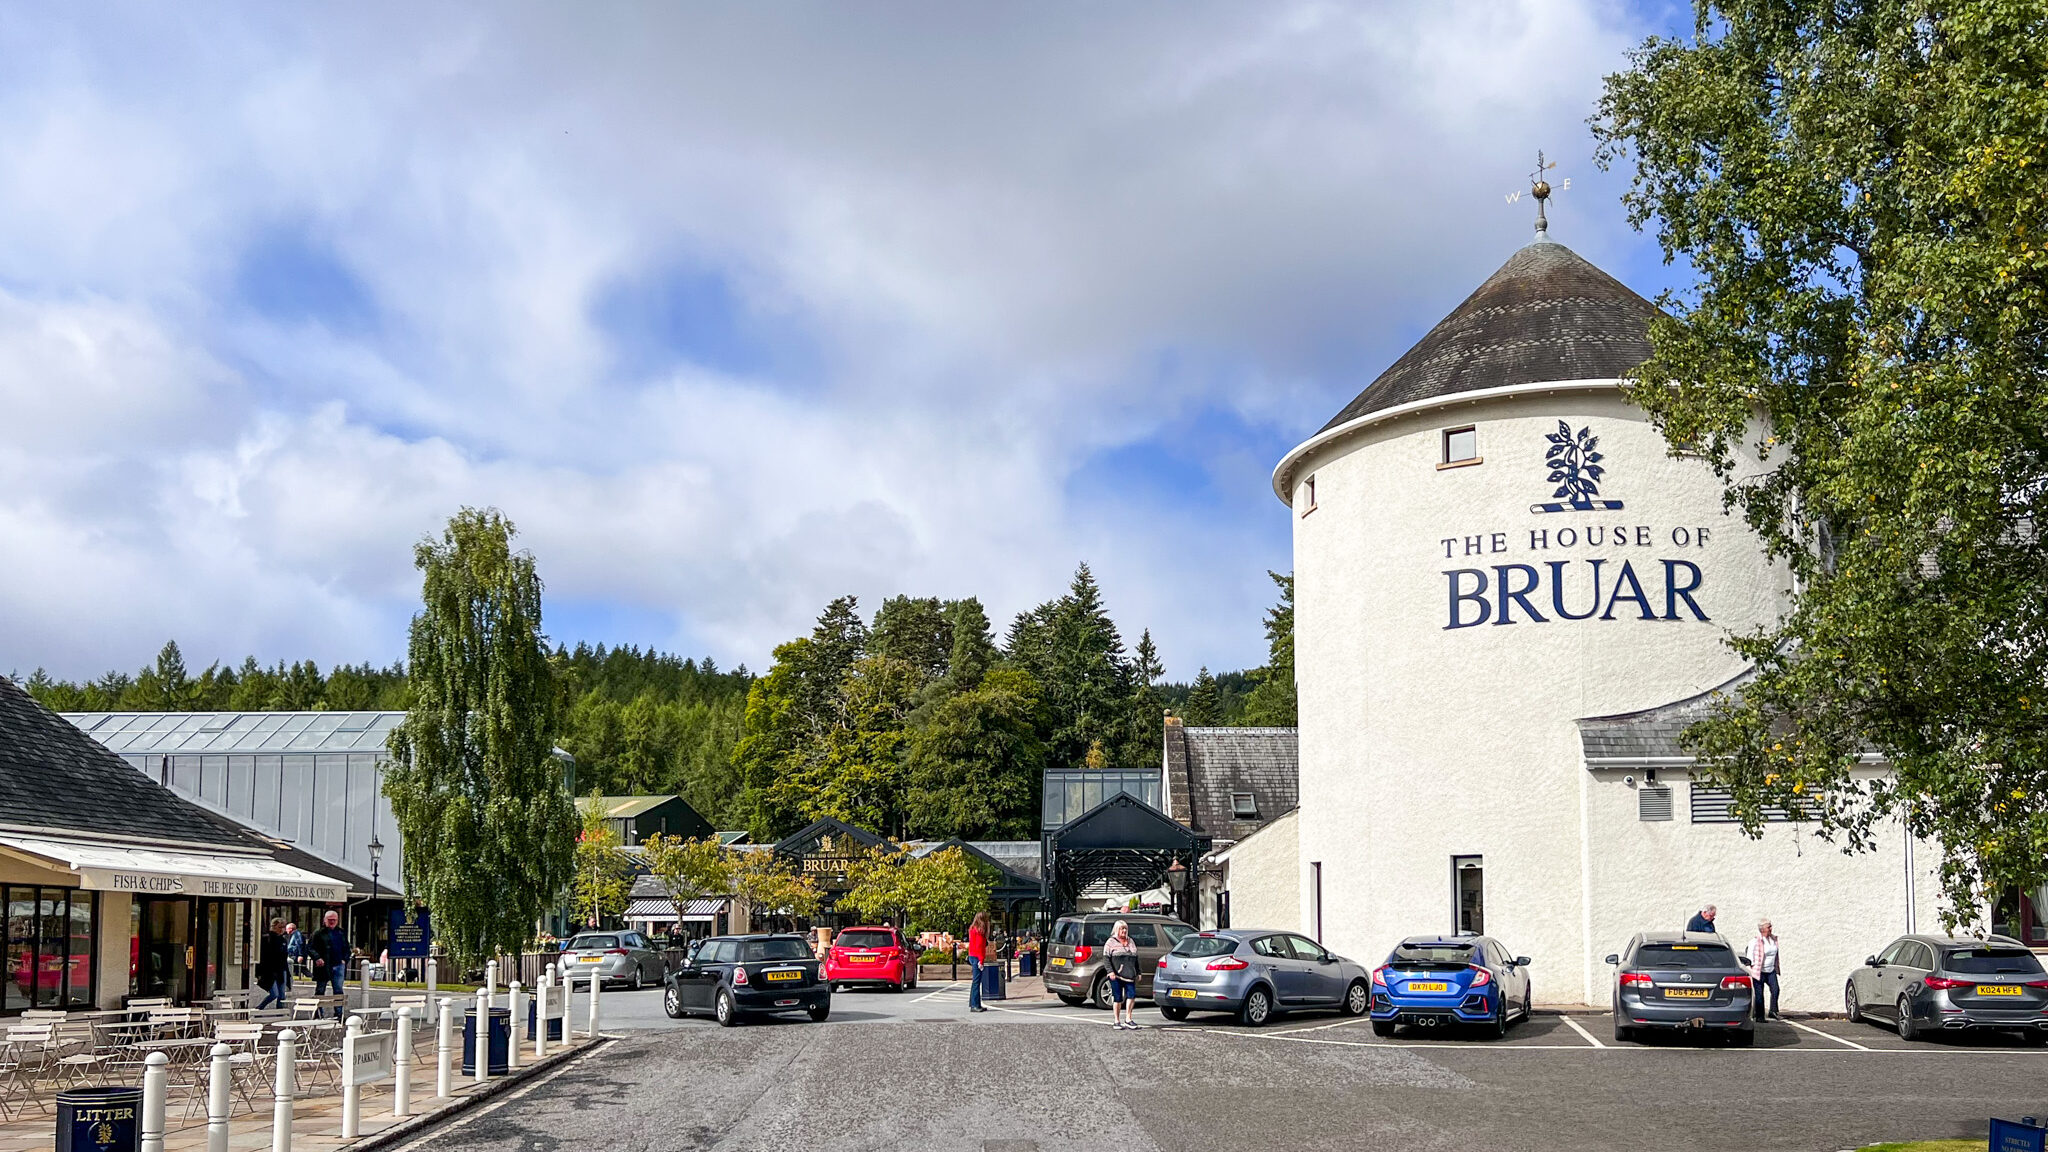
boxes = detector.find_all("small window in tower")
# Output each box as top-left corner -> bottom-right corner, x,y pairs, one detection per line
1231,792 -> 1259,819
1300,474 -> 1317,517
1439,426 -> 1480,469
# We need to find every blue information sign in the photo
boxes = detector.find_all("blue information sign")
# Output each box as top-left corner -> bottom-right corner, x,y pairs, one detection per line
388,908 -> 432,958
1992,1117 -> 2048,1152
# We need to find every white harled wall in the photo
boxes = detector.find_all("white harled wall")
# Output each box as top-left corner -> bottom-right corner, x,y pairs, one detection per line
1287,382 -> 1936,1010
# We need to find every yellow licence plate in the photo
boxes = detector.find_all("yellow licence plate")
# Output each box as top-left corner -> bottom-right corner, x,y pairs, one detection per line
1977,985 -> 2023,996
577,956 -> 602,963
849,956 -> 877,963
1169,988 -> 1198,999
765,970 -> 802,982
1407,982 -> 1448,993
1664,988 -> 1712,999
1049,958 -> 1068,967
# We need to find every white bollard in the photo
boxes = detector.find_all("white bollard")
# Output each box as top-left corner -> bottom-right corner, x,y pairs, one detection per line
393,1008 -> 413,1119
536,969 -> 550,1059
435,997 -> 454,1099
588,966 -> 601,1039
486,959 -> 498,1000
140,1051 -> 168,1152
359,958 -> 370,1015
473,987 -> 489,1084
426,957 -> 438,997
271,1029 -> 296,1152
341,1015 -> 363,1138
507,981 -> 522,1071
207,1041 -> 232,1152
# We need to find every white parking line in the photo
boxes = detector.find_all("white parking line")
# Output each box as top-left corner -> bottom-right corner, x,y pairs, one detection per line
1559,1016 -> 1606,1048
1785,1019 -> 1871,1050
910,982 -> 965,1003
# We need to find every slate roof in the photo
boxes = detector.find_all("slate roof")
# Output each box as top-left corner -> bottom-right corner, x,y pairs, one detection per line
1319,239 -> 1658,433
1576,670 -> 1755,766
1163,725 -> 1299,844
0,677 -> 258,851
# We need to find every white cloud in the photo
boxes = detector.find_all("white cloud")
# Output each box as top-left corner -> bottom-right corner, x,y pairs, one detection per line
0,0 -> 1656,681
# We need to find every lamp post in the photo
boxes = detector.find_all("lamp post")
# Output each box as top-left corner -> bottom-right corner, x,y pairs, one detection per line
1165,860 -> 1189,924
367,834 -> 385,986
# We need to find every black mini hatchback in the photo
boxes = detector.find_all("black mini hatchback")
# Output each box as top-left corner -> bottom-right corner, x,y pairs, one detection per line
664,934 -> 830,1026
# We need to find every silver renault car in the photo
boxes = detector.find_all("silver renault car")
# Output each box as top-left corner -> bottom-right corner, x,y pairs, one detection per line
1152,928 -> 1371,1027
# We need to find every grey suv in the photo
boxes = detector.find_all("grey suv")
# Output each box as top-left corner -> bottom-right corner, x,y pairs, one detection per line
1846,934 -> 2048,1043
1606,931 -> 1754,1045
1043,912 -> 1194,1007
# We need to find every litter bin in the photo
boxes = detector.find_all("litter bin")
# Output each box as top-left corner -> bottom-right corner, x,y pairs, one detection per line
56,1086 -> 142,1152
461,1006 -> 512,1075
980,962 -> 1006,1002
1018,951 -> 1036,977
527,998 -> 564,1042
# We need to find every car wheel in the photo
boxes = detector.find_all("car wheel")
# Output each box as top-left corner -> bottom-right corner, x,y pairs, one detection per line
2023,1030 -> 2048,1047
1343,980 -> 1370,1017
1895,997 -> 1920,1042
1485,1000 -> 1508,1039
1613,1020 -> 1635,1043
1370,1019 -> 1395,1037
1159,1005 -> 1188,1022
632,969 -> 644,991
1092,973 -> 1114,1009
1843,981 -> 1862,1024
1728,1028 -> 1755,1048
1238,986 -> 1272,1028
715,989 -> 738,1028
1522,985 -> 1534,1022
807,1002 -> 830,1022
663,986 -> 684,1019
1057,993 -> 1087,1007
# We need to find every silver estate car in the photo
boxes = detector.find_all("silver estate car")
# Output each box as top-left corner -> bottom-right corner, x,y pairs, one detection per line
1846,934 -> 2048,1043
559,930 -> 667,990
1153,928 -> 1372,1027
1606,931 -> 1754,1046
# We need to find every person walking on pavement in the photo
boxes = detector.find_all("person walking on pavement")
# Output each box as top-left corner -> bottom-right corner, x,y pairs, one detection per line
1685,905 -> 1717,934
310,909 -> 351,1018
1744,919 -> 1783,1020
285,921 -> 305,979
255,918 -> 291,1008
1103,920 -> 1141,1030
966,912 -> 990,1013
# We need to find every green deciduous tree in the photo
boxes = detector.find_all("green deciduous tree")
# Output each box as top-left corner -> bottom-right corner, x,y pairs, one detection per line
1594,0 -> 2048,923
573,794 -> 634,929
641,833 -> 732,915
840,846 -> 993,936
384,508 -> 578,967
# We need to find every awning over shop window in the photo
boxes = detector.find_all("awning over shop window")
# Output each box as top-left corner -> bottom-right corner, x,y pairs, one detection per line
625,896 -> 726,921
0,834 -> 350,903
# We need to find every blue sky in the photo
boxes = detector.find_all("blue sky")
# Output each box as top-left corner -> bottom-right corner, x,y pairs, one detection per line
0,1 -> 1697,682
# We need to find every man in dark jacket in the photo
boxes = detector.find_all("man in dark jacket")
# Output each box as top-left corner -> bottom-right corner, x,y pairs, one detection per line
255,918 -> 291,1008
1685,905 -> 1718,934
309,910 -> 351,1017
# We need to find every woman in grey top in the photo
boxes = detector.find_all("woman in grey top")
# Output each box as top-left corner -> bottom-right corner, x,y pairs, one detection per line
1102,920 -> 1141,1030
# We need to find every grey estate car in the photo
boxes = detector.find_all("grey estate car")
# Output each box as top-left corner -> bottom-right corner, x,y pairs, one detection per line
559,931 -> 667,990
1606,931 -> 1755,1045
1153,928 -> 1371,1026
1043,912 -> 1194,1006
1846,935 -> 2048,1043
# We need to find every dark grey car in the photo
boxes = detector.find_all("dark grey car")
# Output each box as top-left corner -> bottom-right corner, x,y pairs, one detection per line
1043,912 -> 1195,1007
1606,931 -> 1754,1045
1846,934 -> 2048,1043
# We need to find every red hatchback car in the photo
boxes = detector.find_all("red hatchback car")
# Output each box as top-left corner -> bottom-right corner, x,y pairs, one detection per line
823,927 -> 919,991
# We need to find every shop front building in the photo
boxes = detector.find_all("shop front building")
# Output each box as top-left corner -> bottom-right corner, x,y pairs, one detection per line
1,678 -> 350,1014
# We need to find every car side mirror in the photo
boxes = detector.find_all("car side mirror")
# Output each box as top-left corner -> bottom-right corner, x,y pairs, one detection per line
1516,956 -> 1532,967
1319,955 -> 1335,965
1603,954 -> 1620,966
1866,956 -> 1882,967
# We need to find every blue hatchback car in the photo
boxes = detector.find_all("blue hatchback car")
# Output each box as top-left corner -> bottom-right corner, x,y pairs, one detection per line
1370,935 -> 1534,1037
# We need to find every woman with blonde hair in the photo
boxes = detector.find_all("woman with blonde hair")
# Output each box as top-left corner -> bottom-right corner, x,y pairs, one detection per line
1102,920 -> 1141,1029
1745,919 -> 1782,1020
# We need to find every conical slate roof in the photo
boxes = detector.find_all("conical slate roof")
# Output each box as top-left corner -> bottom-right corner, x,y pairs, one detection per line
1320,239 -> 1659,432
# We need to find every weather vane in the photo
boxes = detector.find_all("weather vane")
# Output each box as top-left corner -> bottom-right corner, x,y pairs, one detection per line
1504,150 -> 1569,239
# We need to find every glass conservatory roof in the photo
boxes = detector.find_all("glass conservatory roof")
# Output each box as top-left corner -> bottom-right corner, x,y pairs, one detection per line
61,711 -> 404,755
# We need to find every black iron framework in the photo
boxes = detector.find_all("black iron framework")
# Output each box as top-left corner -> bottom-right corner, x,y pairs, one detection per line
1043,792 -> 1208,925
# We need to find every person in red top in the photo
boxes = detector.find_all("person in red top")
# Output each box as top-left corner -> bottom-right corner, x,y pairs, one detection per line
966,911 -> 990,1013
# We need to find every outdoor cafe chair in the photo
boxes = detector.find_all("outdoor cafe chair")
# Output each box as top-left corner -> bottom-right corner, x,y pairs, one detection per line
0,1025 -> 58,1116
213,1023 -> 266,1112
50,1021 -> 111,1089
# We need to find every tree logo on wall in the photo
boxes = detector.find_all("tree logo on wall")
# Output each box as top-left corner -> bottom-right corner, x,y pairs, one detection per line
1532,421 -> 1625,513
